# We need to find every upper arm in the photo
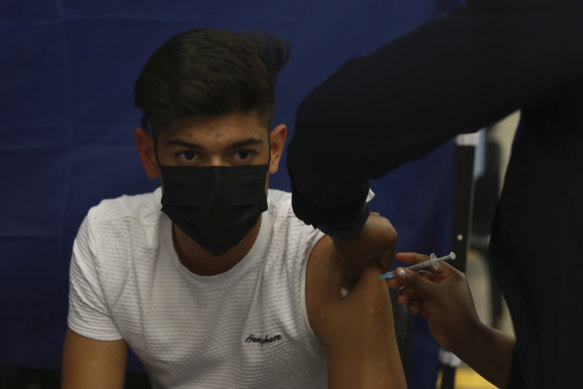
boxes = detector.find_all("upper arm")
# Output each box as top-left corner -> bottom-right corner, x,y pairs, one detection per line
68,215 -> 123,340
305,237 -> 406,389
304,236 -> 347,340
62,328 -> 128,389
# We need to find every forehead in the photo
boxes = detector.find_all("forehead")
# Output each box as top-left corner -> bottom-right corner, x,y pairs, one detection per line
159,112 -> 268,146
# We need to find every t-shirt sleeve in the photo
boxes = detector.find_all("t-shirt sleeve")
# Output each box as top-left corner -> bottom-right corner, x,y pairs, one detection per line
67,213 -> 122,340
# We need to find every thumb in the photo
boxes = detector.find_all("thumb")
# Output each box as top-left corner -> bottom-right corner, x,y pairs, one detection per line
395,268 -> 437,298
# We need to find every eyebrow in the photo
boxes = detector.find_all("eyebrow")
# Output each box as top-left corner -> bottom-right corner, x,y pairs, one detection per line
227,138 -> 264,149
163,138 -> 263,149
163,139 -> 204,149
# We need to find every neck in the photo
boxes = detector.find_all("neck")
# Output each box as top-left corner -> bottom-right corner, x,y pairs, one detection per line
172,215 -> 262,276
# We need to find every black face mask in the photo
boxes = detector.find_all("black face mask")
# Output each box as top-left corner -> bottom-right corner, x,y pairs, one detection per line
159,164 -> 268,256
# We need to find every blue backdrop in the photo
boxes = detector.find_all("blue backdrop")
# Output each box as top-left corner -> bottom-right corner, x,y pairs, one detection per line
1,0 -> 463,387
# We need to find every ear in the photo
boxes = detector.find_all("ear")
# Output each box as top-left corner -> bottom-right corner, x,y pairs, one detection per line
135,128 -> 160,179
268,124 -> 287,174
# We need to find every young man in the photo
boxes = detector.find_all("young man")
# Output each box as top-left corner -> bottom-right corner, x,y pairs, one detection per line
61,28 -> 405,389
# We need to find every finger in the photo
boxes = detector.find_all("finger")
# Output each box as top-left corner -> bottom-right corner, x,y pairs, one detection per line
408,301 -> 420,314
388,277 -> 404,289
397,293 -> 409,305
397,286 -> 423,306
397,292 -> 409,306
394,267 -> 439,299
394,252 -> 430,265
399,287 -> 416,302
418,269 -> 440,282
389,271 -> 430,289
389,268 -> 439,290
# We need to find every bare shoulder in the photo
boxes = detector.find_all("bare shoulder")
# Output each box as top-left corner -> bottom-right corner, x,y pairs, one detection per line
305,236 -> 349,339
304,238 -> 407,388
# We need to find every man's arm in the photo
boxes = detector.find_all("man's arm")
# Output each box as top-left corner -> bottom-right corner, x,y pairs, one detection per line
62,328 -> 128,389
288,0 -> 583,236
306,235 -> 406,389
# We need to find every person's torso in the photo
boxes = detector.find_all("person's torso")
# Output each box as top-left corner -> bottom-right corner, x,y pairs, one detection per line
490,91 -> 583,389
91,188 -> 327,389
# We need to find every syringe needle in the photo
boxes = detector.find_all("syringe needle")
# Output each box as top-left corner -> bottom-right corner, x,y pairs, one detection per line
379,252 -> 456,280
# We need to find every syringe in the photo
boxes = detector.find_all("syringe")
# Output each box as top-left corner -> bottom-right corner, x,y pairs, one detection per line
379,252 -> 456,280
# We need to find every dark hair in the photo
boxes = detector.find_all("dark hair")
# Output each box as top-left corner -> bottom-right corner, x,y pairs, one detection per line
134,28 -> 289,138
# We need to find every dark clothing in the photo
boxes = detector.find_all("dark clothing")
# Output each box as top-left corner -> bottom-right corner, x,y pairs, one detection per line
508,346 -> 527,389
287,1 -> 583,388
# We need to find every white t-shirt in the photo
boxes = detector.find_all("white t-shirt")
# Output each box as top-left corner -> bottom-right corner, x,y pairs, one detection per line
68,188 -> 327,389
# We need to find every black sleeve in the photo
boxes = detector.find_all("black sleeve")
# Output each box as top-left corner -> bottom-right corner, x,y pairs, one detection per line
505,345 -> 526,389
287,0 -> 583,236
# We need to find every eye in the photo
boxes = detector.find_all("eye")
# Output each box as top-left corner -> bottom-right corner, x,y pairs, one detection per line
235,150 -> 251,160
181,151 -> 196,161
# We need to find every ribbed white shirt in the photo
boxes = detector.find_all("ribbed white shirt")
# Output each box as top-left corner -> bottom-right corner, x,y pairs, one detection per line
68,188 -> 327,388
